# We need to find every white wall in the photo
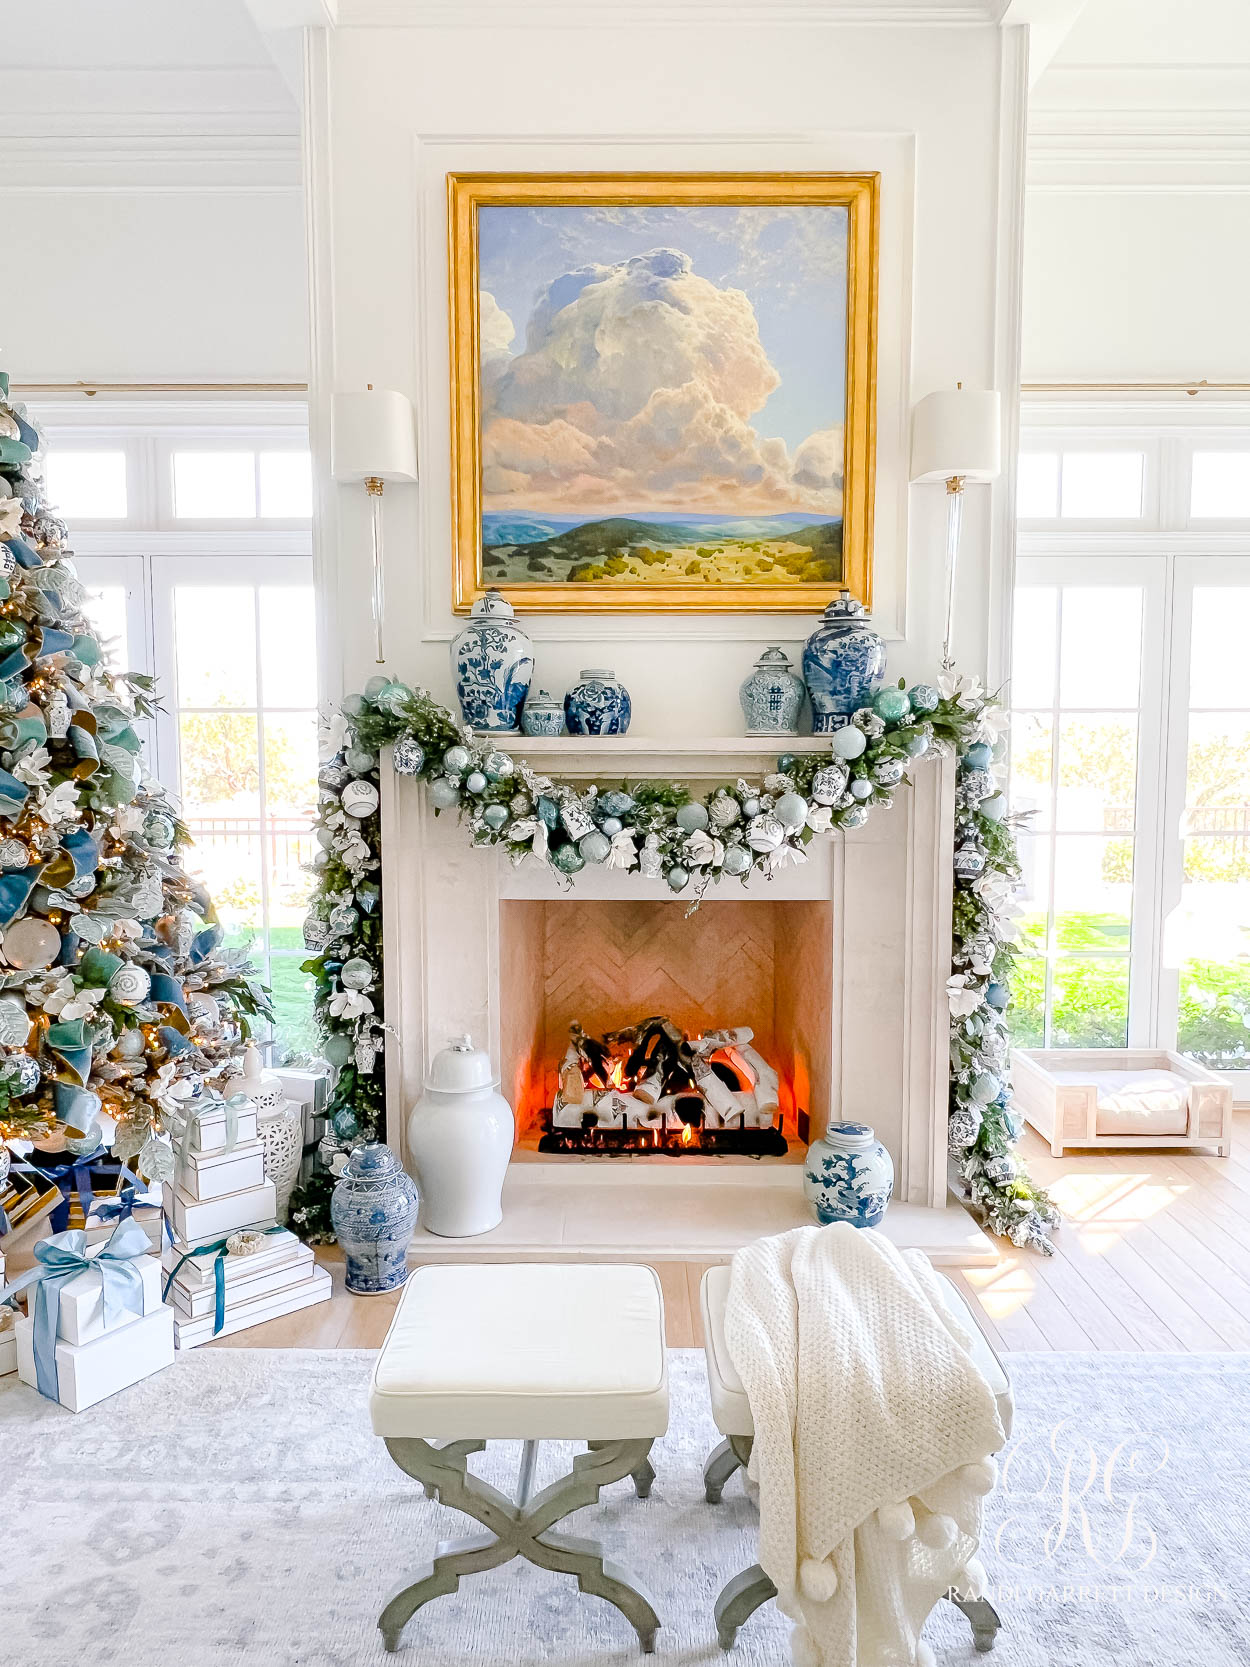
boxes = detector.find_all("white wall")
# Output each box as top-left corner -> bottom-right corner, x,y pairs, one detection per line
314,14 -> 1025,721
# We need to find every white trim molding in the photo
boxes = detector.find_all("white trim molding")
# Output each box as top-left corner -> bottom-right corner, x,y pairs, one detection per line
334,0 -> 1006,25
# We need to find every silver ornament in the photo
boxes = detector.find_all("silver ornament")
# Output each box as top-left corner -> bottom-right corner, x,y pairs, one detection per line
840,804 -> 870,830
354,1035 -> 378,1076
340,956 -> 374,991
852,707 -> 886,740
773,792 -> 808,831
328,903 -> 359,936
0,838 -> 29,870
0,995 -> 31,1046
3,1050 -> 40,1093
708,791 -> 742,829
722,844 -> 752,877
952,842 -> 986,881
959,768 -> 996,805
109,963 -> 152,1006
340,779 -> 380,819
746,814 -> 785,853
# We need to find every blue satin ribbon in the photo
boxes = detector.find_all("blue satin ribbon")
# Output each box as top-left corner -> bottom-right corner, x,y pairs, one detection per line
148,972 -> 189,1016
45,1017 -> 91,1087
0,1219 -> 150,1400
175,1093 -> 248,1162
60,827 -> 100,881
0,768 -> 29,819
0,863 -> 42,927
88,1165 -> 154,1228
4,538 -> 41,570
189,924 -> 223,967
162,1223 -> 285,1337
18,1146 -> 106,1233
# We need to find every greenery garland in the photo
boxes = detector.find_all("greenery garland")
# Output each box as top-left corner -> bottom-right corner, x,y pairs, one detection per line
291,671 -> 1059,1255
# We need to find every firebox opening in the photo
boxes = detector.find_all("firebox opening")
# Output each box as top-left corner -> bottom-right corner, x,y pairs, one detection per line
498,896 -> 833,1159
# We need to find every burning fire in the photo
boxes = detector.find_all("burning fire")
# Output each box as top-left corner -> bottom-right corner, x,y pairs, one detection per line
681,1123 -> 694,1147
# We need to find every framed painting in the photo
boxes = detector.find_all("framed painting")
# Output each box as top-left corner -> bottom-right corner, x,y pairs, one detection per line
448,172 -> 878,614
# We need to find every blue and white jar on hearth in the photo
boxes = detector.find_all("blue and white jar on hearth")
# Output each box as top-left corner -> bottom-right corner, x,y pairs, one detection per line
451,589 -> 534,734
803,1121 -> 894,1228
330,1140 -> 420,1293
801,591 -> 887,734
739,646 -> 805,736
565,668 -> 632,736
520,688 -> 566,737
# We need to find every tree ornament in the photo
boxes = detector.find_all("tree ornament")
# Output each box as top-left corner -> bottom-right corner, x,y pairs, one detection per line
482,804 -> 509,832
0,837 -> 29,869
675,802 -> 709,834
108,963 -> 152,1006
464,771 -> 488,795
597,790 -> 635,820
722,844 -> 752,877
332,1107 -> 360,1140
746,814 -> 785,852
600,816 -> 623,837
344,745 -> 377,774
970,1070 -> 1002,1105
708,790 -> 742,828
0,995 -> 31,1045
391,734 -> 425,775
324,1032 -> 353,1068
666,865 -> 690,892
947,1108 -> 982,1150
319,761 -> 351,792
303,916 -> 331,952
550,842 -> 585,875
340,957 -> 374,990
740,796 -> 762,818
810,764 -> 848,805
985,981 -> 1009,1010
980,792 -> 1007,822
483,751 -> 514,782
341,778 -> 380,818
903,729 -> 929,757
908,683 -> 940,714
840,804 -> 870,829
443,745 -> 472,774
872,687 -> 911,725
774,792 -> 808,830
852,706 -> 886,739
870,758 -> 904,788
143,811 -> 175,850
958,768 -> 995,805
961,741 -> 993,772
2,1051 -> 40,1093
1,917 -> 60,970
830,726 -> 867,761
579,830 -> 611,864
378,680 -> 413,718
953,841 -> 986,881
430,777 -> 461,810
328,902 -> 360,936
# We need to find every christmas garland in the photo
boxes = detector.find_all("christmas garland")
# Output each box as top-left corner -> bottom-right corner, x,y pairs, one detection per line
291,673 -> 1059,1254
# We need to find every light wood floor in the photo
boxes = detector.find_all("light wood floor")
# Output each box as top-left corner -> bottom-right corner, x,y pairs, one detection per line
212,1110 -> 1250,1354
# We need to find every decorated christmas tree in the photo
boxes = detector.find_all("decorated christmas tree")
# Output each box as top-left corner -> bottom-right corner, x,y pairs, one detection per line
0,372 -> 269,1219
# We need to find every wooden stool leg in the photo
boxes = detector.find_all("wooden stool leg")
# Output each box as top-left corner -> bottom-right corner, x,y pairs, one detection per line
714,1563 -> 777,1651
704,1437 -> 742,1503
590,1438 -> 655,1499
947,1590 -> 1002,1652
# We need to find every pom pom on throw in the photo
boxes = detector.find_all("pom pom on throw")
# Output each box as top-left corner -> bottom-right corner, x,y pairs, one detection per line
878,1500 -> 916,1541
799,1556 -> 839,1603
958,1458 -> 998,1495
916,1511 -> 958,1550
790,1622 -> 822,1667
916,1642 -> 937,1667
952,1557 -> 988,1600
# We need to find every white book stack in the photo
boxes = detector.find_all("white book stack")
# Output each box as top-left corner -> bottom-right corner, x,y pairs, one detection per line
163,1103 -> 331,1349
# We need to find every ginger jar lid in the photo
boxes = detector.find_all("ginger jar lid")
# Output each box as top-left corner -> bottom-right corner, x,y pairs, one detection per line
526,687 -> 561,711
819,588 -> 870,623
341,1140 -> 407,1185
470,588 -> 515,620
223,1043 -> 286,1112
823,1120 -> 877,1149
753,646 -> 795,670
577,668 -> 616,682
424,1033 -> 500,1093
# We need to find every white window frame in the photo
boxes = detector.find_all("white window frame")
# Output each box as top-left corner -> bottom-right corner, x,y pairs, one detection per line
1017,396 -> 1250,1099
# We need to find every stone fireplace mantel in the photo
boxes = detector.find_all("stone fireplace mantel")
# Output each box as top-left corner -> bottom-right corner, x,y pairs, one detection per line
380,738 -> 993,1265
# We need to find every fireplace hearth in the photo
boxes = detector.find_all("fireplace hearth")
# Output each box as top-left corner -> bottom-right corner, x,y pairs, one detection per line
538,1016 -> 792,1158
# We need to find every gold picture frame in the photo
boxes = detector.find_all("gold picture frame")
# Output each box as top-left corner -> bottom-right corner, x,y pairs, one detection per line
449,171 -> 879,614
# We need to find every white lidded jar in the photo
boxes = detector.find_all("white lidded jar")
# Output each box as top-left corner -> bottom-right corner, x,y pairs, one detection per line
406,1035 -> 514,1237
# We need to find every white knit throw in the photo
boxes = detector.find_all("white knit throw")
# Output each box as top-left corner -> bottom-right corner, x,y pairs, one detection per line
724,1224 -> 1005,1667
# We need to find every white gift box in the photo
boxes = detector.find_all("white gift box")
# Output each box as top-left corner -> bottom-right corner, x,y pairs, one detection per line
166,1245 -> 314,1320
174,1263 -> 332,1350
85,1206 -> 164,1251
165,1178 -> 276,1244
174,1138 -> 266,1203
162,1226 -> 301,1289
16,1304 -> 175,1411
52,1246 -> 163,1346
0,1333 -> 16,1376
186,1100 -> 259,1155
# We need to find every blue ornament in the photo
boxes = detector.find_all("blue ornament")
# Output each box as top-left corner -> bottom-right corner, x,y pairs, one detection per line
986,981 -> 1009,1010
443,745 -> 471,774
962,742 -> 993,772
675,802 -> 709,834
430,777 -> 460,810
903,730 -> 929,757
741,797 -> 762,818
831,725 -> 867,762
872,687 -> 911,725
345,746 -> 376,774
722,845 -> 751,877
333,1108 -> 360,1139
908,683 -> 940,715
550,842 -> 585,875
363,675 -> 390,702
774,792 -> 808,830
482,804 -> 509,831
667,865 -> 690,892
565,669 -> 631,736
597,790 -> 635,820
465,771 -> 487,794
536,795 -> 560,831
601,816 -> 623,837
971,1071 -> 1002,1105
579,830 -> 611,864
980,793 -> 1007,822
391,735 -> 425,776
450,590 -> 534,733
483,751 -> 514,781
850,777 -> 873,801
802,591 -> 887,735
378,680 -> 413,718
341,693 -> 366,718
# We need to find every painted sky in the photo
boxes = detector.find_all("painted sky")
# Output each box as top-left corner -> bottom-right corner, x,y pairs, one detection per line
476,202 -> 848,517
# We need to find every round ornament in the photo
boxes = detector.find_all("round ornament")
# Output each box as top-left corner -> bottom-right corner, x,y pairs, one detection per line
65,873 -> 96,900
600,816 -> 623,837
947,1109 -> 982,1150
482,804 -> 509,832
142,812 -> 175,851
597,790 -> 635,820
341,957 -> 374,991
315,826 -> 335,851
722,845 -> 752,877
188,993 -> 220,1031
675,802 -> 709,834
108,963 -> 151,1006
443,745 -> 472,774
870,758 -> 905,788
849,778 -> 873,801
332,1108 -> 360,1140
840,804 -> 870,830
0,995 -> 31,1046
983,1153 -> 1016,1185
962,742 -> 993,772
340,779 -> 380,819
708,791 -> 742,829
952,841 -> 987,881
550,843 -> 585,876
958,768 -> 996,805
908,683 -> 940,715
903,730 -> 929,757
830,726 -> 867,762
579,830 -> 611,864
364,675 -> 390,702
509,793 -> 532,817
873,687 -> 911,725
774,793 -> 809,831
3,1051 -> 40,1093
0,838 -> 30,870
980,793 -> 1007,822
464,771 -> 488,795
666,866 -> 690,892
328,903 -> 359,936
986,981 -> 1009,1011
430,777 -> 460,810
740,796 -> 762,819
112,1025 -> 147,1061
344,747 -> 376,774
970,1071 -> 1002,1105
391,735 -> 425,776
378,681 -> 413,718
483,752 -> 514,782
810,764 -> 848,805
324,1032 -> 353,1069
1,917 -> 61,970
746,814 -> 785,853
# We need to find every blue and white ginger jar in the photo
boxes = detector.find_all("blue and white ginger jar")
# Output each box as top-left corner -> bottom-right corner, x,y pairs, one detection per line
801,591 -> 887,734
803,1121 -> 894,1228
330,1140 -> 420,1293
739,646 -> 805,736
451,590 -> 534,734
520,688 -> 566,737
565,668 -> 631,736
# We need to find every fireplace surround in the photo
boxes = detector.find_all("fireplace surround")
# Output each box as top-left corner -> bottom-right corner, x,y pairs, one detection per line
380,737 -> 992,1263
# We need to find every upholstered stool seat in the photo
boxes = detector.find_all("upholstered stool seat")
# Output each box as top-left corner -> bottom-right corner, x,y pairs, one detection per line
700,1262 -> 1013,1654
370,1263 -> 668,1655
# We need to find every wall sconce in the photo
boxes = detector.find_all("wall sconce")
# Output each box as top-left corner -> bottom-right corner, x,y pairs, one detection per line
910,386 -> 1001,670
330,386 -> 418,664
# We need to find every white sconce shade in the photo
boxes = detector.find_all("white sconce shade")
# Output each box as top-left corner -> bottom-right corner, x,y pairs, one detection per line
910,388 -> 1001,484
331,388 -> 418,484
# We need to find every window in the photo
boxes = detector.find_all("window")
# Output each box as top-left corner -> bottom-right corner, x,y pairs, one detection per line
44,449 -> 129,519
33,402 -> 319,1058
1014,406 -> 1250,1094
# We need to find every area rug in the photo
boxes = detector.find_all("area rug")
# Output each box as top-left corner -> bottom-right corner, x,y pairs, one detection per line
3,1349 -> 1247,1666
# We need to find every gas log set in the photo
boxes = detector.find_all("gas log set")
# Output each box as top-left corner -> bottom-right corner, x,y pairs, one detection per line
539,1015 -> 791,1156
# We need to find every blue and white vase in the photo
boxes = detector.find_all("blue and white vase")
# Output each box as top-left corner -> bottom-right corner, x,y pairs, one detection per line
451,590 -> 534,734
520,688 -> 566,737
330,1140 -> 420,1293
564,669 -> 631,736
739,647 -> 805,736
802,1121 -> 894,1228
801,591 -> 887,734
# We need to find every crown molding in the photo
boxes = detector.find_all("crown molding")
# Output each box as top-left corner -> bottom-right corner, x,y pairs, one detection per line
331,0 -> 1005,26
3,69 -> 299,193
1028,65 -> 1250,192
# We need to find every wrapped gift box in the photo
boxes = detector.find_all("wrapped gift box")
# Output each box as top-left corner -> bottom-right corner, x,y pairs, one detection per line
173,1263 -> 332,1350
162,1226 -> 302,1290
16,1304 -> 175,1411
186,1100 -> 259,1155
165,1244 -> 315,1321
165,1178 -> 276,1244
51,1246 -> 163,1346
0,1299 -> 15,1377
174,1138 -> 266,1203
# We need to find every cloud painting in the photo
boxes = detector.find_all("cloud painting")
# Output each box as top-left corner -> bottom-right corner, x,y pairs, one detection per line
473,202 -> 850,589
